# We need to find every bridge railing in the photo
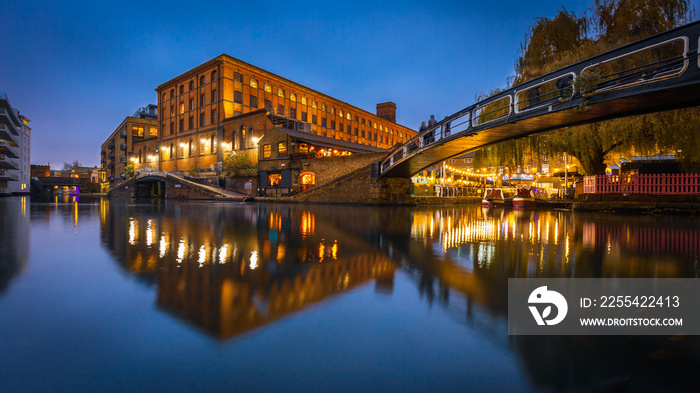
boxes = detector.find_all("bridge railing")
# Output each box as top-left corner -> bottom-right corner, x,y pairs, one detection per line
583,174 -> 700,194
379,20 -> 700,177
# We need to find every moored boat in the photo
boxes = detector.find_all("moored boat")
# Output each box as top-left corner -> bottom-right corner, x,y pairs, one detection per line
482,188 -> 512,207
513,187 -> 536,208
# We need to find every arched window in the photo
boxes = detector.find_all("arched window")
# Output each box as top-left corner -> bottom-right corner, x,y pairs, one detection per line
179,85 -> 184,95
277,87 -> 284,97
169,143 -> 174,160
210,134 -> 216,154
170,89 -> 174,99
188,138 -> 194,157
211,70 -> 217,81
189,81 -> 194,91
138,149 -> 142,163
231,131 -> 236,150
240,126 -> 246,150
200,75 -> 205,86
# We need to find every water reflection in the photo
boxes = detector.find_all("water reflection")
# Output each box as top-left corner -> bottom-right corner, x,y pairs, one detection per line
99,201 -> 700,391
0,197 -> 29,295
101,201 -> 396,340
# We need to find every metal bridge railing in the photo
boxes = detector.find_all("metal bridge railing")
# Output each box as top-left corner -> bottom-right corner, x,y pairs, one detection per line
379,21 -> 700,177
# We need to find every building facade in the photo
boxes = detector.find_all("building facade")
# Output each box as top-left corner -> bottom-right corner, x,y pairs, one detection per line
0,92 -> 31,195
100,105 -> 158,189
142,54 -> 417,177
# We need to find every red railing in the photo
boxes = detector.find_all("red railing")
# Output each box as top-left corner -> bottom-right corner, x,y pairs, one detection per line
583,174 -> 700,194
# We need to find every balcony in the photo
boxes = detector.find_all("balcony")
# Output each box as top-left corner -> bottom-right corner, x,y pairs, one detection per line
108,152 -> 114,159
101,158 -> 106,164
0,124 -> 19,143
119,173 -> 126,179
107,163 -> 114,169
0,169 -> 18,181
108,176 -> 115,182
101,149 -> 106,156
108,141 -> 115,149
0,140 -> 19,158
120,130 -> 127,138
0,109 -> 20,135
0,154 -> 19,170
120,156 -> 126,163
120,143 -> 127,151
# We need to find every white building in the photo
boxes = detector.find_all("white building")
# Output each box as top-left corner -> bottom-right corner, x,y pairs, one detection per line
0,92 -> 31,195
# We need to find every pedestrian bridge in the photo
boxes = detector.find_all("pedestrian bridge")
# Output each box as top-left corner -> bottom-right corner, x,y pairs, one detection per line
379,20 -> 700,178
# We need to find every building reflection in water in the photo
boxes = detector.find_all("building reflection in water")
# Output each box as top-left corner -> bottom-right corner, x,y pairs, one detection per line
0,197 -> 30,296
100,201 -> 700,391
101,201 -> 396,340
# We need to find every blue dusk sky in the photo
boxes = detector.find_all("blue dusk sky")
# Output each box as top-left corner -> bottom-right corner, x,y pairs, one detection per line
2,0 -> 698,168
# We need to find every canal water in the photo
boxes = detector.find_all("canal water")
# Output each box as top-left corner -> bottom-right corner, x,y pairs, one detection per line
1,196 -> 699,392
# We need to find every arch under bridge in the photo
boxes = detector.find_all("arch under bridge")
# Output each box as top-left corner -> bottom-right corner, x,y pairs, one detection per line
378,20 -> 700,178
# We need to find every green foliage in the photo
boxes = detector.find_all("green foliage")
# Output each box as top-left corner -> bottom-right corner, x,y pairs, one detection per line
124,163 -> 135,179
189,160 -> 199,176
222,152 -> 257,177
481,0 -> 695,175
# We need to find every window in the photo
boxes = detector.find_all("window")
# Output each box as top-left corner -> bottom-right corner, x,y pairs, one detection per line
210,134 -> 216,154
347,125 -> 352,134
355,115 -> 359,122
188,138 -> 194,157
264,99 -> 272,110
264,82 -> 271,92
277,104 -> 284,116
290,93 -> 296,102
170,89 -> 174,99
234,91 -> 242,104
361,130 -> 365,138
179,102 -> 184,114
290,108 -> 296,119
301,111 -> 307,122
149,127 -> 157,137
200,112 -> 205,127
339,109 -> 344,118
240,127 -> 246,149
268,173 -> 281,187
262,144 -> 271,158
234,72 -> 242,82
200,94 -> 205,107
250,77 -> 257,88
331,120 -> 336,130
312,100 -> 317,109
188,116 -> 194,129
189,98 -> 194,111
301,96 -> 307,106
312,114 -> 317,125
179,118 -> 184,132
189,81 -> 194,91
321,103 -> 326,112
169,143 -> 174,160
211,70 -> 217,81
211,90 -> 217,104
200,76 -> 205,86
299,143 -> 308,154
250,95 -> 258,108
211,109 -> 217,123
330,107 -> 335,115
346,113 -> 351,120
132,125 -> 144,137
170,122 -> 174,134
277,87 -> 284,97
354,127 -> 358,136
179,85 -> 184,95
162,93 -> 166,102
361,118 -> 365,125
278,142 -> 287,156
321,118 -> 327,127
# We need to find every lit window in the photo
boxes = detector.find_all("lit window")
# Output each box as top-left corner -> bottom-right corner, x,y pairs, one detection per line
321,103 -> 326,112
180,102 -> 184,114
301,96 -> 307,105
149,127 -> 157,137
263,144 -> 271,158
346,113 -> 351,120
132,126 -> 144,137
339,109 -> 344,117
311,100 -> 317,109
264,83 -> 271,92
277,87 -> 284,97
290,93 -> 296,102
268,173 -> 281,187
330,107 -> 335,115
299,143 -> 308,154
278,142 -> 287,156
250,78 -> 258,88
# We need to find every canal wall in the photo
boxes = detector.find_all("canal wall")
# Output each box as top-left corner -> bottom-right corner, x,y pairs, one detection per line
574,194 -> 700,213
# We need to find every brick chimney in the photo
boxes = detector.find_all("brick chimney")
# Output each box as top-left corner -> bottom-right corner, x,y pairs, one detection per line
376,101 -> 396,122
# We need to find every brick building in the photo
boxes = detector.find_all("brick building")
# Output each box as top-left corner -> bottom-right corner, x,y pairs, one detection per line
100,105 -> 158,189
138,54 -> 417,177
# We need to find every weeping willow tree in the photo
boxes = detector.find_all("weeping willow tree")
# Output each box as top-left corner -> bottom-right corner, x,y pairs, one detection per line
476,0 -> 697,174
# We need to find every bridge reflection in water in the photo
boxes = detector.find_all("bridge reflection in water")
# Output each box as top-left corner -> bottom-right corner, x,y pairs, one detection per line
98,200 -> 700,391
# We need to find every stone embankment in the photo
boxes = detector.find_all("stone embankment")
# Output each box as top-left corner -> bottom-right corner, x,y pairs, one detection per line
573,194 -> 700,214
